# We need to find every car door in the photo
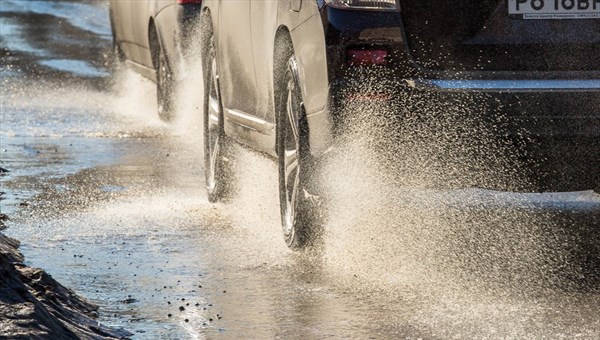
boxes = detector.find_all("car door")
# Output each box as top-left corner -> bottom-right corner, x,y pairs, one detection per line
218,0 -> 258,126
110,0 -> 135,60
129,0 -> 151,67
250,0 -> 279,124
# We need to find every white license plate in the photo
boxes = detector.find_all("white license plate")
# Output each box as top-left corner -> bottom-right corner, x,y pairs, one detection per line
508,0 -> 600,19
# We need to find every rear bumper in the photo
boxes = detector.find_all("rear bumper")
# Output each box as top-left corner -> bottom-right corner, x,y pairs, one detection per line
413,79 -> 600,92
327,76 -> 600,191
414,81 -> 600,138
330,76 -> 600,137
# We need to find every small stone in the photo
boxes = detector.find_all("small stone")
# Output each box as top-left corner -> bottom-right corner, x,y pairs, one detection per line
167,314 -> 172,318
122,298 -> 137,304
185,319 -> 189,323
179,306 -> 185,311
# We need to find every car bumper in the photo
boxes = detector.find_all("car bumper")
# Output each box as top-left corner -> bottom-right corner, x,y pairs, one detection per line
327,75 -> 600,191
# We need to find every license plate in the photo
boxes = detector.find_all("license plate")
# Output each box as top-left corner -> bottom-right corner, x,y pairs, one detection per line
508,0 -> 600,19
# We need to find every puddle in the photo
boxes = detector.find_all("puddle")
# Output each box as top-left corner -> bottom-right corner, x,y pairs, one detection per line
39,59 -> 109,77
0,0 -> 112,37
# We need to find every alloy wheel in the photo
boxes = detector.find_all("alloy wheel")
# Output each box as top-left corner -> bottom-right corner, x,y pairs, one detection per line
282,74 -> 302,238
205,53 -> 221,196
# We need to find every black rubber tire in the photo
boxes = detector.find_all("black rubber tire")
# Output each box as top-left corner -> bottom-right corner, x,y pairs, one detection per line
276,56 -> 321,250
203,36 -> 232,203
156,41 -> 175,121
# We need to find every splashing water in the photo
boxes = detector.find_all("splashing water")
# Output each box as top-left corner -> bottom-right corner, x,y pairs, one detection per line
2,15 -> 599,339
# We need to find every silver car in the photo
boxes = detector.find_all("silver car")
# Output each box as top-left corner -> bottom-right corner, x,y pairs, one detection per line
109,0 -> 202,120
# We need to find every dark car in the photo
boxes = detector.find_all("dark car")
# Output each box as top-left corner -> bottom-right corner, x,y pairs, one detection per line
201,0 -> 599,248
109,0 -> 202,120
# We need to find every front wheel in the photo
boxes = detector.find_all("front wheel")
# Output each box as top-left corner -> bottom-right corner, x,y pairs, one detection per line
203,37 -> 232,202
156,42 -> 175,121
277,56 -> 321,249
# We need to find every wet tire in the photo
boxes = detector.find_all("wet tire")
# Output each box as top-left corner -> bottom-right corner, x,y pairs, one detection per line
156,41 -> 175,121
277,56 -> 321,249
203,37 -> 232,203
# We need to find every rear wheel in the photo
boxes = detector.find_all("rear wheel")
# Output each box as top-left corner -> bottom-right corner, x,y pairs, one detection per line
203,37 -> 232,202
277,56 -> 321,249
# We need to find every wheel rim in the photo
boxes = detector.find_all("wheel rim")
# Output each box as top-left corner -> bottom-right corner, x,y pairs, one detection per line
282,73 -> 301,236
206,54 -> 221,194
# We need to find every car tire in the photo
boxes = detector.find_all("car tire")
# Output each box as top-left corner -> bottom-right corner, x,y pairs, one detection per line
277,55 -> 321,249
203,36 -> 233,203
156,40 -> 175,121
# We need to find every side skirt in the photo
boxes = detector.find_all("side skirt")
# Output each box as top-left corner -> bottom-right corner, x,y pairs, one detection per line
125,60 -> 156,82
223,108 -> 277,158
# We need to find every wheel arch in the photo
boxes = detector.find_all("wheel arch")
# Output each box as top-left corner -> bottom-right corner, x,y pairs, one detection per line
273,26 -> 311,156
274,16 -> 333,157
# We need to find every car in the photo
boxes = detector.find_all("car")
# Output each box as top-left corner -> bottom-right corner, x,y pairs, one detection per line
201,0 -> 599,249
108,0 -> 202,120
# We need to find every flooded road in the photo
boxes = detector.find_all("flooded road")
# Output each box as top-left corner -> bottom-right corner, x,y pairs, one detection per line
1,1 -> 599,338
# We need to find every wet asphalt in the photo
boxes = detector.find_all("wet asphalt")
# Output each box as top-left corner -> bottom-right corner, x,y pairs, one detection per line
1,1 -> 599,338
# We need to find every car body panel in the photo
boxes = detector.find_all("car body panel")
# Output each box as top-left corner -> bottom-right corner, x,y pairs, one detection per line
202,0 -> 331,157
217,0 -> 257,123
109,0 -> 201,81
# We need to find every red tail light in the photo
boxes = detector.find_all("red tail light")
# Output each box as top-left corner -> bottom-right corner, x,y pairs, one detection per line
347,49 -> 388,66
177,0 -> 202,4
